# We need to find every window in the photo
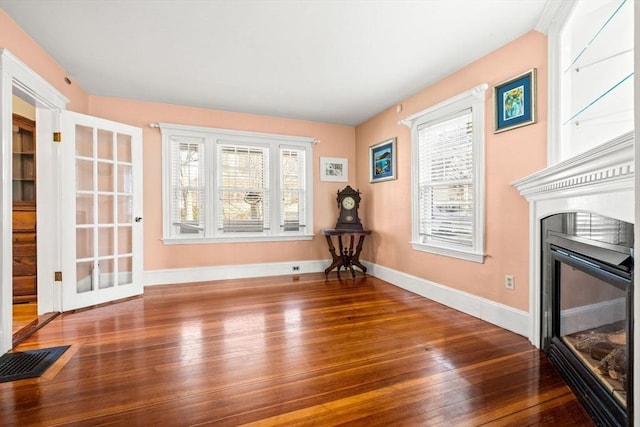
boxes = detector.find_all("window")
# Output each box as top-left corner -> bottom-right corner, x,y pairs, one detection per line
160,123 -> 314,243
401,84 -> 487,262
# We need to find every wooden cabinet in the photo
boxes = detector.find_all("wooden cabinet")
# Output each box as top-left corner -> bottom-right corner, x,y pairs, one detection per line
13,114 -> 36,204
12,115 -> 37,303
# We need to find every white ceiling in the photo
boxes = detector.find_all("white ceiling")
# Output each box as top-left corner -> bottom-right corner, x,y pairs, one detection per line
0,0 -> 548,126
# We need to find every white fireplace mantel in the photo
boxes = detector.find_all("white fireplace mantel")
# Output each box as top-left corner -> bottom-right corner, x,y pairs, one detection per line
512,130 -> 634,346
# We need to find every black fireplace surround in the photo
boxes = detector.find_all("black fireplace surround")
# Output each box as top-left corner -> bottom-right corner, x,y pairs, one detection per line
542,213 -> 633,426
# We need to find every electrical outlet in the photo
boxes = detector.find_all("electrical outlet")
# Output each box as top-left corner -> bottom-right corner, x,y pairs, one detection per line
292,266 -> 300,272
505,275 -> 515,290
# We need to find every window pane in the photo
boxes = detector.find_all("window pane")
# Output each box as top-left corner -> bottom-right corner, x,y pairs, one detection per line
97,162 -> 113,192
76,159 -> 93,191
171,138 -> 204,236
420,184 -> 473,246
76,261 -> 93,293
97,129 -> 113,160
75,125 -> 93,158
218,146 -> 268,232
76,194 -> 94,225
98,258 -> 115,289
419,111 -> 473,183
118,256 -> 132,285
117,133 -> 132,163
98,194 -> 114,224
161,123 -> 314,241
281,148 -> 305,231
418,109 -> 474,248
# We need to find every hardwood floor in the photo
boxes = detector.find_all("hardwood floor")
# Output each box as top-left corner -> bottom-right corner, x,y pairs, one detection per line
12,302 -> 38,335
2,273 -> 594,426
12,302 -> 58,348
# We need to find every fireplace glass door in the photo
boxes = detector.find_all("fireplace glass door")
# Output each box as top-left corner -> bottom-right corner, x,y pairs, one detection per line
550,243 -> 632,424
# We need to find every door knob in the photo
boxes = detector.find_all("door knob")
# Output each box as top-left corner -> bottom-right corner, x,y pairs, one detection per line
135,216 -> 143,222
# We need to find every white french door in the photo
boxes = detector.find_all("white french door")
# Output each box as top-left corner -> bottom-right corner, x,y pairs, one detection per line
60,111 -> 143,311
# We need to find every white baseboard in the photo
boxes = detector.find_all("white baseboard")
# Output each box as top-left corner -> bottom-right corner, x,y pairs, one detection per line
143,259 -> 530,338
362,261 -> 530,338
144,260 -> 329,286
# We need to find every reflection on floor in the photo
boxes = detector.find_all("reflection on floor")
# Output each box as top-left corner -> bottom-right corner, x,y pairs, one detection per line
12,302 -> 37,335
12,302 -> 58,348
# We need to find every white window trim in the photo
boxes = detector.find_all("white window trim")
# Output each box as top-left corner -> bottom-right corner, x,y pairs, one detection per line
400,83 -> 488,263
160,122 -> 315,244
545,0 -> 575,166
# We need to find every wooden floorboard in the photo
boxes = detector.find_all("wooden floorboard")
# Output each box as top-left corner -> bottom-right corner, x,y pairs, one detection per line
12,303 -> 58,347
12,302 -> 38,334
1,273 -> 595,426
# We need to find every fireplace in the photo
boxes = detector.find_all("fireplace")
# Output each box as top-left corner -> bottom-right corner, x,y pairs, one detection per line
542,213 -> 633,425
512,131 -> 635,426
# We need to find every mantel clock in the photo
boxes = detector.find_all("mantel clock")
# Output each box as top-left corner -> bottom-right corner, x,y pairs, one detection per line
335,185 -> 363,230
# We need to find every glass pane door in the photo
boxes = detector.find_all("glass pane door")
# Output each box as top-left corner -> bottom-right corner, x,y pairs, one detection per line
62,111 -> 142,310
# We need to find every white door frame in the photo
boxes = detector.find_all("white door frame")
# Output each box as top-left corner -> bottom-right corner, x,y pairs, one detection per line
0,49 -> 68,353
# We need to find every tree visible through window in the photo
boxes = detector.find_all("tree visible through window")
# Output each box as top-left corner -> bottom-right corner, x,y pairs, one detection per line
280,148 -> 305,231
161,123 -> 314,243
218,146 -> 267,232
173,139 -> 204,235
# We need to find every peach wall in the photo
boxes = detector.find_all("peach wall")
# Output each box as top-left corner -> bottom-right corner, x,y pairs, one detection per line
1,6 -> 357,273
88,96 -> 356,271
355,31 -> 548,311
0,9 -> 89,112
1,7 -> 548,311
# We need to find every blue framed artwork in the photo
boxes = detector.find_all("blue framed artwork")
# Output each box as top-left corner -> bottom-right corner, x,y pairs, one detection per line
369,137 -> 396,183
494,68 -> 537,133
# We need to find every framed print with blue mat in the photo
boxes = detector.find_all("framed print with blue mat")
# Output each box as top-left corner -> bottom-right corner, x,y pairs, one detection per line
494,69 -> 536,133
369,138 -> 396,183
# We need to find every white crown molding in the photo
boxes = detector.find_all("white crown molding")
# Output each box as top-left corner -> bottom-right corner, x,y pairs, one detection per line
535,0 -> 575,34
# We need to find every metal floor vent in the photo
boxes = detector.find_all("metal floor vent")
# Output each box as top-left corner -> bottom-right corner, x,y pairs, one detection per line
0,345 -> 70,383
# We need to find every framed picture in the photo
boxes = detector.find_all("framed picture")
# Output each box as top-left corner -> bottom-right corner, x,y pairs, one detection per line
319,157 -> 348,182
369,137 -> 396,183
494,68 -> 537,133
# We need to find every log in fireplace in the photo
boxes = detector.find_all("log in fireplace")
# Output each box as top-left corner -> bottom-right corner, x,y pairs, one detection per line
542,213 -> 633,426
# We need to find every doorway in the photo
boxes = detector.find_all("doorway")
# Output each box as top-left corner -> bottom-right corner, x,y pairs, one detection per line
1,48 -> 69,353
1,49 -> 144,353
11,97 -> 39,341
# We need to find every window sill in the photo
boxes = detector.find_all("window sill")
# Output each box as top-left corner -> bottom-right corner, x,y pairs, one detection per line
163,233 -> 315,245
411,241 -> 485,263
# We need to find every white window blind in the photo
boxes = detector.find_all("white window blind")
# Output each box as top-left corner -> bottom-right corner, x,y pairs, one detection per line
170,137 -> 205,236
418,110 -> 474,247
402,83 -> 486,263
218,145 -> 268,233
280,147 -> 306,232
